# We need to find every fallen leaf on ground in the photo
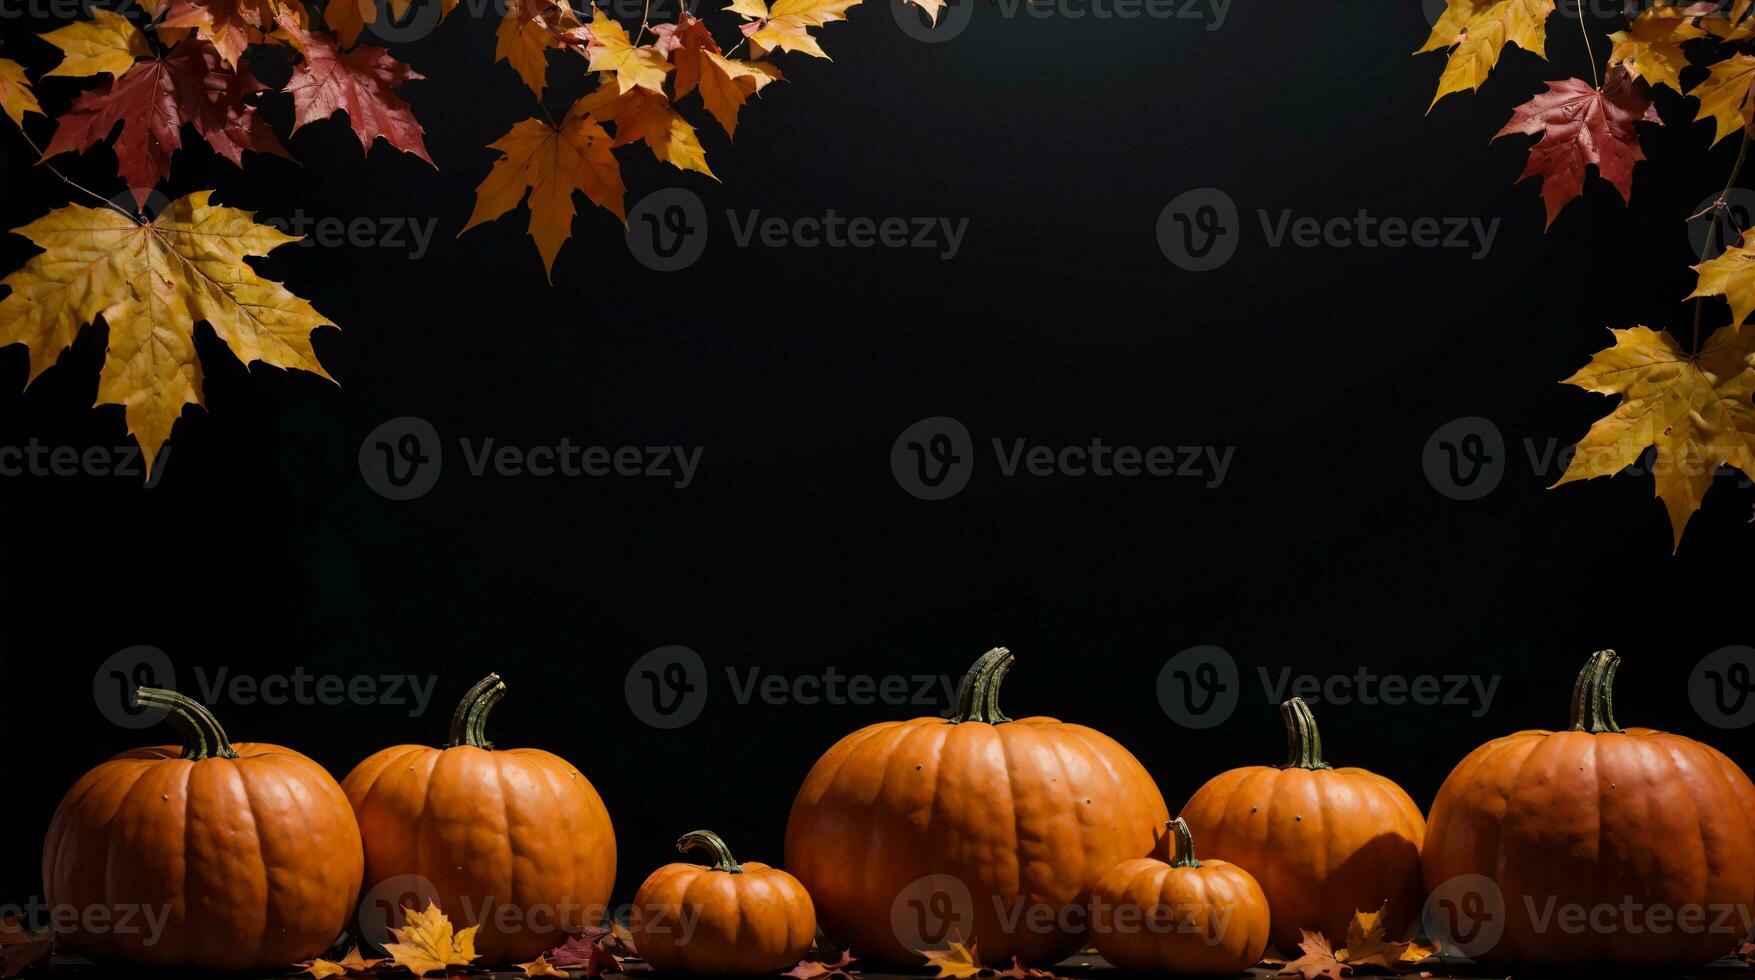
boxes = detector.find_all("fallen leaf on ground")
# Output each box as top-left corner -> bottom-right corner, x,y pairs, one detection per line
383,901 -> 480,977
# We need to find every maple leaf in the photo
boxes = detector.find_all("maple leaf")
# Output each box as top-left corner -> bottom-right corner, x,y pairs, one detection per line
0,59 -> 42,126
463,104 -> 625,279
995,957 -> 1057,979
281,20 -> 433,163
0,916 -> 54,978
0,191 -> 334,474
1691,52 -> 1755,146
1417,0 -> 1555,110
727,0 -> 860,59
544,927 -> 621,977
1277,930 -> 1347,980
586,7 -> 671,94
1608,5 -> 1706,92
654,11 -> 719,96
41,40 -> 290,210
298,959 -> 349,979
384,902 -> 480,977
515,955 -> 569,977
1493,69 -> 1660,228
1705,0 -> 1755,41
43,9 -> 151,78
1554,325 -> 1755,549
697,51 -> 780,138
329,945 -> 388,973
158,0 -> 285,66
1335,905 -> 1413,973
784,950 -> 858,980
495,3 -> 560,98
578,81 -> 714,178
921,940 -> 983,979
1690,244 -> 1755,328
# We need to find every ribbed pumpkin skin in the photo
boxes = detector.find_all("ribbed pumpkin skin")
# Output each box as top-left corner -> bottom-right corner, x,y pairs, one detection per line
630,860 -> 815,974
1089,854 -> 1269,975
342,743 -> 616,965
1423,728 -> 1755,967
785,714 -> 1169,965
43,744 -> 364,970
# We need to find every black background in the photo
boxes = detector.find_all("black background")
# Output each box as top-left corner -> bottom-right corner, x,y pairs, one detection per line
1,0 -> 1752,919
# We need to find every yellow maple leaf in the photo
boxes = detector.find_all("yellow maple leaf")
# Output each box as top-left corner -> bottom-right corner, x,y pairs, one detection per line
1334,904 -> 1421,972
384,901 -> 480,977
1416,0 -> 1555,110
323,0 -> 374,47
335,945 -> 388,972
1691,53 -> 1755,146
0,59 -> 42,126
698,50 -> 781,137
297,959 -> 348,979
42,9 -> 151,78
515,954 -> 570,977
1609,5 -> 1705,93
921,939 -> 983,979
1691,244 -> 1755,328
587,7 -> 671,94
579,81 -> 715,179
727,0 -> 861,59
463,104 -> 625,279
496,4 -> 559,98
1705,0 -> 1755,41
1554,325 -> 1755,549
0,191 -> 334,476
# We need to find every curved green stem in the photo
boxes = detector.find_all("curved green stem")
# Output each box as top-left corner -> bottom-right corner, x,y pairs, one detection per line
677,830 -> 743,873
950,647 -> 1014,724
1277,698 -> 1331,770
135,687 -> 238,760
446,674 -> 506,749
1166,819 -> 1201,869
1569,650 -> 1623,734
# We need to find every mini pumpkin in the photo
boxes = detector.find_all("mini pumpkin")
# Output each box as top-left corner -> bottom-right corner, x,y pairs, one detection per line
1423,650 -> 1755,968
1089,818 -> 1270,975
786,647 -> 1170,965
43,687 -> 363,970
1180,697 -> 1425,954
630,830 -> 816,974
342,674 -> 616,965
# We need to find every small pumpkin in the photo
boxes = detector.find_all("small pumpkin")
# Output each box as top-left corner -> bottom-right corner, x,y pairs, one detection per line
1089,818 -> 1270,975
1423,650 -> 1755,968
342,674 -> 616,965
785,647 -> 1170,965
630,830 -> 816,974
43,687 -> 363,970
1180,697 -> 1425,954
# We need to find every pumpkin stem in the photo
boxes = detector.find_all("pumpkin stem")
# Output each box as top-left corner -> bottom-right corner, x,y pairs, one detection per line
134,687 -> 238,761
446,674 -> 506,749
1277,698 -> 1332,771
1569,650 -> 1623,734
677,830 -> 744,874
1165,819 -> 1201,869
950,647 -> 1014,724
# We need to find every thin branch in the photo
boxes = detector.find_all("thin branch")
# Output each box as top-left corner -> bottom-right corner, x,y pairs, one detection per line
1579,5 -> 1600,88
1692,126 -> 1754,352
8,116 -> 140,223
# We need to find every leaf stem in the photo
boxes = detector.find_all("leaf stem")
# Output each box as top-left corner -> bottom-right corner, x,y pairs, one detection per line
7,115 -> 140,223
1578,5 -> 1600,89
1692,126 -> 1753,352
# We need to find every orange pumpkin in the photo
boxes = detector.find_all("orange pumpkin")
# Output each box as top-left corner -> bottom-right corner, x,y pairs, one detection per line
1180,697 -> 1425,954
1423,650 -> 1755,968
630,830 -> 816,974
342,674 -> 616,965
1089,818 -> 1270,975
43,687 -> 363,970
785,647 -> 1170,965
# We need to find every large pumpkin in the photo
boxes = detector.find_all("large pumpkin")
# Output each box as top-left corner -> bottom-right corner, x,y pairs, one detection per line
1423,650 -> 1755,968
785,647 -> 1169,966
342,674 -> 616,965
630,830 -> 816,974
1180,697 -> 1425,954
43,687 -> 363,970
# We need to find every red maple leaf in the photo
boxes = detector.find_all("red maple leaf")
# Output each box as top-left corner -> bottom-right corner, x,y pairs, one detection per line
1494,68 -> 1661,228
281,20 -> 433,164
41,38 -> 289,209
542,927 -> 620,977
